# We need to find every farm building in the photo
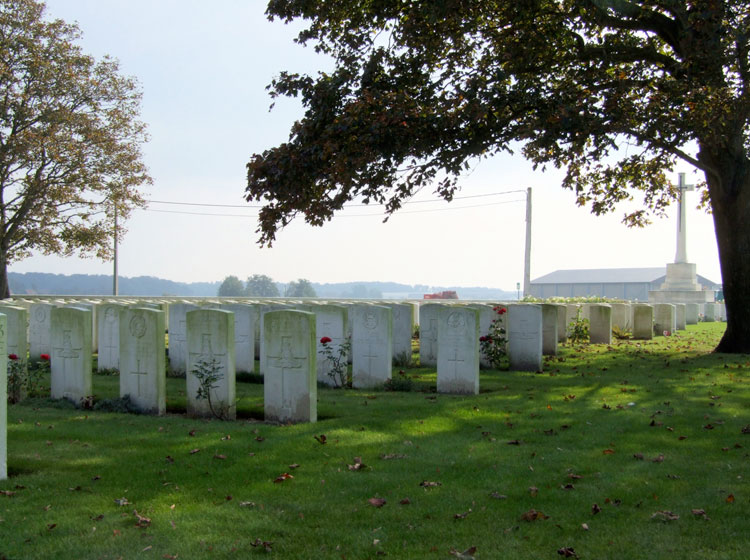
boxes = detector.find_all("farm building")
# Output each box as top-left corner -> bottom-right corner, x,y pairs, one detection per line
529,267 -> 720,301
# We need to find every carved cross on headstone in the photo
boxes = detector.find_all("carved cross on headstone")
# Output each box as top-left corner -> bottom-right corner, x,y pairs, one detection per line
267,336 -> 307,418
445,344 -> 465,380
130,358 -> 148,397
53,329 -> 82,397
363,342 -> 381,373
675,172 -> 695,264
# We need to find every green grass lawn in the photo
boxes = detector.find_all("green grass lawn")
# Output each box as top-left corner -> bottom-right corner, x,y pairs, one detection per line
2,323 -> 749,559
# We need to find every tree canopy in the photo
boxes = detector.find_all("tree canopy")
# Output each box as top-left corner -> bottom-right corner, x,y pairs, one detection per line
245,273 -> 280,297
247,0 -> 750,352
217,275 -> 245,297
0,0 -> 150,297
284,278 -> 317,298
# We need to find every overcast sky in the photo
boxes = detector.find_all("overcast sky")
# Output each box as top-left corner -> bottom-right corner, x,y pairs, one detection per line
11,0 -> 722,289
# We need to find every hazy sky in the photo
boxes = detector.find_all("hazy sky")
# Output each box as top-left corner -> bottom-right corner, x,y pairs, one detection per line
11,0 -> 722,289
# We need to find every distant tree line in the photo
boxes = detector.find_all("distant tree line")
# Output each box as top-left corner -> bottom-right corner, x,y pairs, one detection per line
217,274 -> 317,298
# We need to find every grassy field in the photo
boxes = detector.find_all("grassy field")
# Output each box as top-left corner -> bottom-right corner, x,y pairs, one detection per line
1,322 -> 749,559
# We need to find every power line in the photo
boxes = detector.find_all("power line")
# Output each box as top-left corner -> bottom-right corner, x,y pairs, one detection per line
142,198 -> 526,219
145,189 -> 528,209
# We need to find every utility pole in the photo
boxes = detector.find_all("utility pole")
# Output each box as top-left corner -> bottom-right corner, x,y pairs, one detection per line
113,204 -> 119,296
523,187 -> 532,297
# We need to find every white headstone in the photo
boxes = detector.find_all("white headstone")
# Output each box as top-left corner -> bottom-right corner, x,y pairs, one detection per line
186,309 -> 236,420
387,303 -> 414,364
653,304 -> 676,336
632,304 -> 654,339
97,303 -> 126,371
50,307 -> 93,403
418,303 -> 442,367
263,310 -> 317,423
0,306 -> 28,361
258,303 -> 290,373
685,303 -> 700,325
556,304 -> 568,344
540,304 -> 559,355
29,302 -> 54,361
703,303 -> 716,322
674,303 -> 687,331
437,307 -> 479,394
611,303 -> 633,332
168,303 -> 198,374
220,303 -> 257,374
314,305 -> 348,386
0,313 -> 6,480
589,304 -> 612,344
119,307 -> 166,414
352,305 -> 393,389
507,305 -> 543,372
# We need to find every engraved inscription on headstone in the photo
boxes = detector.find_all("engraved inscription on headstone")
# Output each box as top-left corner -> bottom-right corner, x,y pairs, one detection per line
437,307 -> 479,394
263,310 -> 316,423
120,307 -> 166,414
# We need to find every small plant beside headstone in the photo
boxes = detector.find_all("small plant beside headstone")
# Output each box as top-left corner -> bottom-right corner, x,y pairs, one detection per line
479,306 -> 508,369
192,357 -> 229,420
567,308 -> 590,344
318,336 -> 351,388
6,353 -> 26,403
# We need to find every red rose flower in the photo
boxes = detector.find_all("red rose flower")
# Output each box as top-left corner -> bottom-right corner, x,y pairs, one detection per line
320,336 -> 332,344
8,353 -> 18,360
40,353 -> 50,361
497,307 -> 507,315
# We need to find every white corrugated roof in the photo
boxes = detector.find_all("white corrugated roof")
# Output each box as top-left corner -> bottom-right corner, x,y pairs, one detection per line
531,267 -> 719,287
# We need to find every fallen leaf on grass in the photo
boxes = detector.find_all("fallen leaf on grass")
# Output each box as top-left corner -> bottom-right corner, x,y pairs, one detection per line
189,430 -> 196,436
507,439 -> 522,445
189,448 -> 200,455
255,436 -> 265,442
400,498 -> 411,505
454,509 -> 472,520
165,456 -> 174,463
90,514 -> 104,521
47,523 -> 57,531
213,454 -> 227,460
348,457 -> 367,471
520,509 -> 549,522
592,504 -> 602,514
726,494 -> 735,503
273,473 -> 293,483
289,463 -> 300,469
114,497 -> 130,506
557,547 -> 579,558
529,486 -> 538,497
490,492 -> 507,500
603,449 -> 615,455
568,474 -> 583,480
581,523 -> 589,531
134,510 -> 151,528
0,490 -> 16,497
651,510 -> 679,521
633,453 -> 645,460
250,538 -> 273,552
380,453 -> 406,460
741,425 -> 750,434
449,546 -> 477,559
368,497 -> 387,508
239,501 -> 256,507
420,481 -> 442,488
313,434 -> 327,444
691,508 -> 710,520
652,454 -> 665,463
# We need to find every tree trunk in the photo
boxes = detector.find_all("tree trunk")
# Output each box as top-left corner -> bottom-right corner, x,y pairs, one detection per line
707,157 -> 750,353
0,253 -> 9,299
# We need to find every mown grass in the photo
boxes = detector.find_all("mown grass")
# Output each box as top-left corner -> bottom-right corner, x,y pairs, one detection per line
2,322 -> 749,559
